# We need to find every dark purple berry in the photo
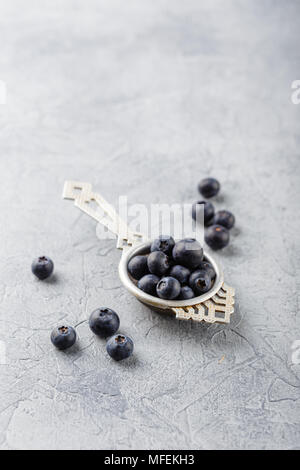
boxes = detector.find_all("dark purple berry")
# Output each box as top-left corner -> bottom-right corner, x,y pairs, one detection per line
147,251 -> 169,277
138,274 -> 160,296
197,261 -> 216,280
156,276 -> 181,300
205,225 -> 230,250
106,334 -> 134,361
189,270 -> 212,295
31,256 -> 54,280
213,210 -> 235,230
128,255 -> 148,280
172,238 -> 203,270
192,201 -> 215,225
178,286 -> 195,300
169,265 -> 191,284
151,235 -> 175,256
89,307 -> 120,337
198,178 -> 220,198
51,325 -> 76,350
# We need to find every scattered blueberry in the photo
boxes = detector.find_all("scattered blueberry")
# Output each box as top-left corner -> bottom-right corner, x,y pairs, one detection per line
51,325 -> 76,350
198,177 -> 220,198
147,251 -> 170,277
178,285 -> 195,300
213,210 -> 235,230
197,261 -> 216,280
169,265 -> 191,284
106,334 -> 134,361
205,225 -> 230,250
192,200 -> 215,225
138,274 -> 160,296
156,276 -> 181,300
172,238 -> 203,270
31,256 -> 54,280
89,307 -> 120,337
128,255 -> 148,280
151,235 -> 175,256
189,270 -> 212,295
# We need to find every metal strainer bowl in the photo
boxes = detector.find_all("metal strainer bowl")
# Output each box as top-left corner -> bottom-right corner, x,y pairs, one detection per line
63,181 -> 235,324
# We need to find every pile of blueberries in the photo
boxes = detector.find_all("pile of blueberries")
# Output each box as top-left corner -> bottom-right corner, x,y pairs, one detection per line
193,177 -> 235,250
128,237 -> 216,301
31,257 -> 134,361
128,177 -> 236,301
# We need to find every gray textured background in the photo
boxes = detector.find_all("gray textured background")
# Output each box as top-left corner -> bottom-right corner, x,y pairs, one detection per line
0,0 -> 300,450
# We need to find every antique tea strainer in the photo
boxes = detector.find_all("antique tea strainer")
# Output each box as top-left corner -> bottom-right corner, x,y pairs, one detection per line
63,181 -> 235,324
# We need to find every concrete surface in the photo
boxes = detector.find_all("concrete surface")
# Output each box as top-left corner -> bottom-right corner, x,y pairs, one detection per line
0,0 -> 300,450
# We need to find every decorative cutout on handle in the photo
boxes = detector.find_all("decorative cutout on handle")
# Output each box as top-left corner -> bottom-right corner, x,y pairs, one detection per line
63,181 -> 145,249
172,283 -> 235,324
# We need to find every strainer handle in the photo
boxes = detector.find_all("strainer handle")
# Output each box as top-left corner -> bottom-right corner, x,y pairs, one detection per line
63,181 -> 146,249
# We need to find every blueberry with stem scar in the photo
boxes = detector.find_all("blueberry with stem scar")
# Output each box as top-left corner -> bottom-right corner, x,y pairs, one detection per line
156,276 -> 181,300
51,325 -> 76,350
32,256 -> 54,280
150,235 -> 175,256
106,334 -> 134,361
189,270 -> 212,295
89,307 -> 120,337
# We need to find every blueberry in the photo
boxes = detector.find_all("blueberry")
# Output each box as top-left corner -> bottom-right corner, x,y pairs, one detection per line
197,261 -> 216,280
178,285 -> 195,300
169,265 -> 191,284
106,334 -> 134,361
172,238 -> 203,270
51,325 -> 76,350
138,274 -> 160,296
151,235 -> 175,256
31,256 -> 54,280
205,224 -> 230,250
198,178 -> 220,198
128,255 -> 148,280
192,201 -> 215,225
156,276 -> 181,300
213,210 -> 235,230
147,251 -> 170,277
189,270 -> 212,295
89,307 -> 120,337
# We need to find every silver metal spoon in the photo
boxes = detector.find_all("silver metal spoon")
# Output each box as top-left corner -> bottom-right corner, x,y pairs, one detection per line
63,181 -> 235,324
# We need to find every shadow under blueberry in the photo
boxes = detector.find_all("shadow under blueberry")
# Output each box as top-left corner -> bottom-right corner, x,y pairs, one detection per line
42,272 -> 60,284
107,352 -> 140,368
57,340 -> 82,356
214,194 -> 226,204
